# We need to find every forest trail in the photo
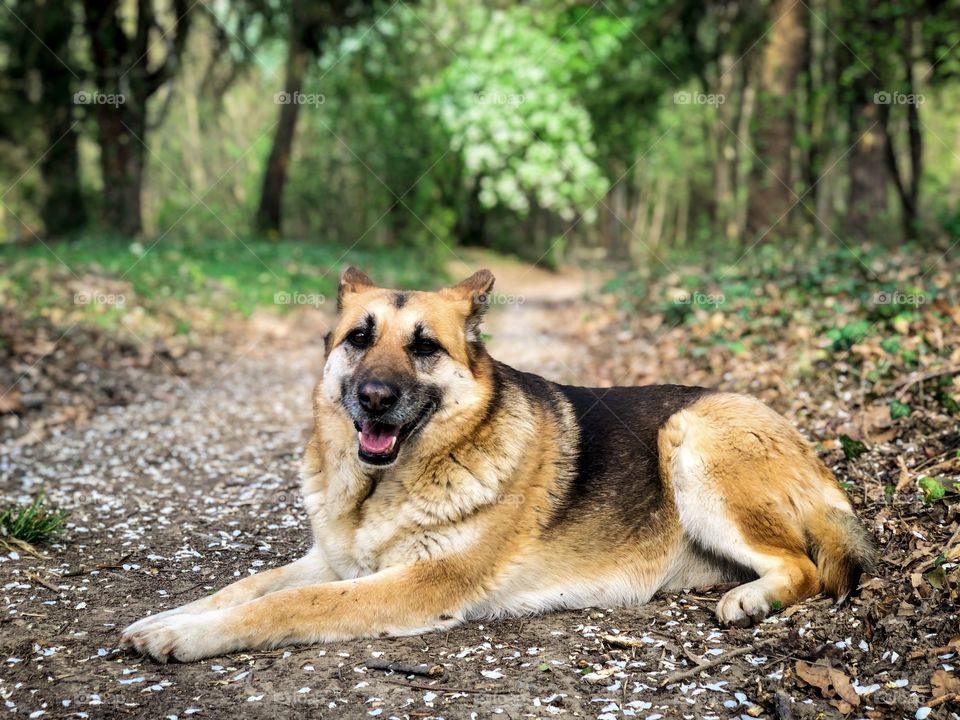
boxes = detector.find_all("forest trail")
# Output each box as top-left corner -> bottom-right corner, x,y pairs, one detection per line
1,257 -> 954,719
448,252 -> 606,383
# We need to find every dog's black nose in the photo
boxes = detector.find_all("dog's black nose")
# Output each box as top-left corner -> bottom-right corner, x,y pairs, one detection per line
357,380 -> 399,413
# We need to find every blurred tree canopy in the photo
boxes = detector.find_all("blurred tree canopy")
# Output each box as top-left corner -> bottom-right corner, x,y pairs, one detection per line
1,0 -> 959,265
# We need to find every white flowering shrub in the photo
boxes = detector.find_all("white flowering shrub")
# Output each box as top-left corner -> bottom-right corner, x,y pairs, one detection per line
419,6 -> 609,223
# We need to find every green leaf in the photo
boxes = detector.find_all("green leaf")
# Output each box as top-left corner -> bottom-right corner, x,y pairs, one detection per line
839,434 -> 868,460
918,476 -> 946,503
936,390 -> 960,414
890,399 -> 912,420
926,566 -> 946,590
879,336 -> 901,354
538,662 -> 551,672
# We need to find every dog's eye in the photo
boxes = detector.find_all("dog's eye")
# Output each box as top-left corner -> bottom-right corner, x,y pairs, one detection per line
346,330 -> 370,348
411,338 -> 440,357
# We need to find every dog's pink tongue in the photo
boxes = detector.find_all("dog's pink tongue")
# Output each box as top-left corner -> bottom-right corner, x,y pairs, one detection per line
359,421 -> 399,454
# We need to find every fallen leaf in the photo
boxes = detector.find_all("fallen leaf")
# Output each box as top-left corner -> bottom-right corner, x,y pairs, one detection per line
895,455 -> 913,494
795,660 -> 860,707
931,670 -> 960,698
0,390 -> 23,414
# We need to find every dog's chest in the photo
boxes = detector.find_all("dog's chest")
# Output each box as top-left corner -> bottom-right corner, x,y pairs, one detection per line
313,478 -> 486,579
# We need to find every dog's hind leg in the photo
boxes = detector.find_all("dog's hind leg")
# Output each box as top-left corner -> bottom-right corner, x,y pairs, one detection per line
659,394 -> 867,627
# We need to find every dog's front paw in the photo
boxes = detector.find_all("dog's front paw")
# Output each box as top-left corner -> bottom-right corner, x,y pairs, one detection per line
122,612 -> 231,663
716,583 -> 771,628
120,606 -> 190,642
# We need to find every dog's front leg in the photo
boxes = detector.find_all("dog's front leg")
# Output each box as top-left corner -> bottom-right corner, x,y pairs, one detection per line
121,549 -> 336,642
124,560 -> 479,662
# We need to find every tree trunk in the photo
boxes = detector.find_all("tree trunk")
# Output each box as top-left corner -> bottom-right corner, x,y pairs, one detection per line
456,178 -> 487,247
845,96 -> 888,240
880,17 -> 923,243
82,0 -> 192,237
36,9 -> 87,237
745,0 -> 808,241
733,61 -> 757,243
254,7 -> 308,235
40,119 -> 87,237
95,104 -> 146,236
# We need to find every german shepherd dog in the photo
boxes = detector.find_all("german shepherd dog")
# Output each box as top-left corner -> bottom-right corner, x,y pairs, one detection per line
122,268 -> 875,662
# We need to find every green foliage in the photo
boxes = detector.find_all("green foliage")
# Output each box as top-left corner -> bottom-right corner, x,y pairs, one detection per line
0,494 -> 68,545
917,476 -> 946,503
828,320 -> 871,352
890,399 -> 912,420
839,435 -> 868,460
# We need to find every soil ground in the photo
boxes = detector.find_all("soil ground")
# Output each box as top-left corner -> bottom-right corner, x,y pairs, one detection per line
1,258 -> 958,719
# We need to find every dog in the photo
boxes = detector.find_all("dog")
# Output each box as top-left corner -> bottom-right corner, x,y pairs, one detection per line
121,267 -> 875,662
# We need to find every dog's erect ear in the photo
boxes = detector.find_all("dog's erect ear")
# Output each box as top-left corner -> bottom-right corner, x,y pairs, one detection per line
449,269 -> 495,341
337,267 -> 375,310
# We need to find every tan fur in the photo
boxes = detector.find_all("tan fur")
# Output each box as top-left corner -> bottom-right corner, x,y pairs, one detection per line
120,270 -> 874,661
658,393 -> 872,624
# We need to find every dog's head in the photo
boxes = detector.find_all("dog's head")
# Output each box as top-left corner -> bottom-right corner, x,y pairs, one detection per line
321,267 -> 496,467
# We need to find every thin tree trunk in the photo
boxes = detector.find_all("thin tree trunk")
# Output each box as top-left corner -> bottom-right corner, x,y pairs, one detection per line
745,0 -> 808,241
845,96 -> 888,240
37,9 -> 86,237
733,62 -> 757,243
82,0 -> 192,237
95,103 -> 147,236
713,53 -> 736,241
254,3 -> 309,235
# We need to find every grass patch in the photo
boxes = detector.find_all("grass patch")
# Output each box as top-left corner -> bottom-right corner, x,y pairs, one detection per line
0,234 -> 451,336
0,494 -> 68,546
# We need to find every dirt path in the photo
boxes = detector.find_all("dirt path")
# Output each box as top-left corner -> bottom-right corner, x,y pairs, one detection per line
448,254 -> 603,383
0,262 -> 951,719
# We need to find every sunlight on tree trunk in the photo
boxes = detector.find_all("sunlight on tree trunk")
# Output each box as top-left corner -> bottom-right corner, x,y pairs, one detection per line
745,0 -> 808,243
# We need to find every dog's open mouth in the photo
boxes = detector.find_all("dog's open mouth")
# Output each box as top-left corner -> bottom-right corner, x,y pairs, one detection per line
358,421 -> 400,458
355,405 -> 435,465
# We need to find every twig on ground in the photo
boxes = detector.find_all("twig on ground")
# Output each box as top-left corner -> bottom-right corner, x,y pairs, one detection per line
61,553 -> 133,577
25,572 -> 60,592
906,639 -> 960,660
168,581 -> 207,596
659,639 -> 776,687
925,692 -> 958,710
887,367 -> 959,399
895,455 -> 914,494
364,659 -> 445,677
680,645 -> 709,668
915,524 -> 960,574
602,634 -> 647,649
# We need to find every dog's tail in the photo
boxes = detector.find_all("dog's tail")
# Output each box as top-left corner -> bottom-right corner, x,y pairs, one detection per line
804,503 -> 877,601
